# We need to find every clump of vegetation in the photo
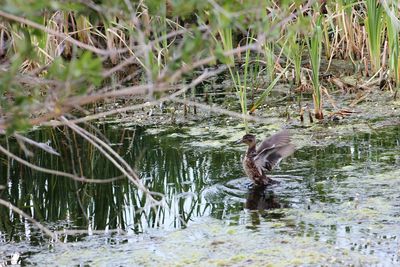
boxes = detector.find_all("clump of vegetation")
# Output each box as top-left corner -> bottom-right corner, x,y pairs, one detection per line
1,0 -> 400,236
1,1 -> 398,134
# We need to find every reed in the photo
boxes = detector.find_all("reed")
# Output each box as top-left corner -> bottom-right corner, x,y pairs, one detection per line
2,4 -> 399,137
336,0 -> 359,59
308,15 -> 323,120
283,33 -> 304,85
264,43 -> 276,82
229,45 -> 250,129
384,0 -> 400,96
365,0 -> 384,73
249,65 -> 288,114
218,27 -> 234,66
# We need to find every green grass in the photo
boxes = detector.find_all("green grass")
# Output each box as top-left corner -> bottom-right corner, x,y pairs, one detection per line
249,65 -> 288,114
365,0 -> 384,73
218,27 -> 234,66
308,15 -> 323,119
384,0 -> 400,96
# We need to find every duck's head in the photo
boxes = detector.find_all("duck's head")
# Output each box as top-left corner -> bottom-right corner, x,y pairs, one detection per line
235,134 -> 256,146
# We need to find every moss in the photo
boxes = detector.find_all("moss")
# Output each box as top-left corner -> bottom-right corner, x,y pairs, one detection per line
226,228 -> 236,235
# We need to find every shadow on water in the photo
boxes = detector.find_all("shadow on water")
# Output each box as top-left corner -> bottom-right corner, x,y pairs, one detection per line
0,124 -> 399,265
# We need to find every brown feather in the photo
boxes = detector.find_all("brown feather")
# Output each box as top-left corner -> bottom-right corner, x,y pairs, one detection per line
255,129 -> 291,154
238,129 -> 295,185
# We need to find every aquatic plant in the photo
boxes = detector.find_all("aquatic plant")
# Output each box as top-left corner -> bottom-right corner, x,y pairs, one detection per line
336,0 -> 360,60
229,36 -> 251,130
307,14 -> 323,120
282,33 -> 304,85
365,0 -> 384,74
263,42 -> 276,82
218,27 -> 235,66
384,0 -> 400,97
249,65 -> 288,114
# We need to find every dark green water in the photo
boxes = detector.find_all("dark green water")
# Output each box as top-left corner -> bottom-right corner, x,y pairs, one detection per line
0,124 -> 399,265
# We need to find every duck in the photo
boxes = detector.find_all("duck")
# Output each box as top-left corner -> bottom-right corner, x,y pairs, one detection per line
235,129 -> 295,186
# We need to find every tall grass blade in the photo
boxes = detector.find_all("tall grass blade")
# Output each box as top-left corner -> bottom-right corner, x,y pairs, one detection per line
249,65 -> 288,113
308,15 -> 323,119
218,27 -> 234,66
365,0 -> 384,73
383,0 -> 400,96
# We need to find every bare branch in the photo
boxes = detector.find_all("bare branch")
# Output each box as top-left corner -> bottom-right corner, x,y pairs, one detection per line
0,144 -> 124,183
14,133 -> 60,156
41,65 -> 228,126
0,10 -> 124,57
59,116 -> 160,205
0,199 -> 56,240
171,98 -> 270,124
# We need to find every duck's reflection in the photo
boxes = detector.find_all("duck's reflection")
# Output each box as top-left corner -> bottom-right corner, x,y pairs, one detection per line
245,185 -> 282,211
245,185 -> 287,227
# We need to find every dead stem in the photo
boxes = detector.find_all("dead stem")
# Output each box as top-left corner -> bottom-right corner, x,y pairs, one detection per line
0,10 -> 124,56
59,116 -> 161,206
0,199 -> 56,240
41,66 -> 228,127
0,144 -> 124,183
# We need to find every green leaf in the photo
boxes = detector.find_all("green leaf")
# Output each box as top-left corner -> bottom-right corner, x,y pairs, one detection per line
250,65 -> 289,113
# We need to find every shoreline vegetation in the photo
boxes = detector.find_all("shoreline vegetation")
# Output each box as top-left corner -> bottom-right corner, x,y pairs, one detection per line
1,0 -> 400,240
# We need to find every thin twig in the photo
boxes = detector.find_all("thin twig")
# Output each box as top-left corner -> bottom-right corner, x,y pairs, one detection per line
0,199 -> 56,240
171,98 -> 270,124
42,66 -> 228,126
0,144 -> 123,183
59,116 -> 160,205
14,133 -> 60,156
0,10 -> 123,56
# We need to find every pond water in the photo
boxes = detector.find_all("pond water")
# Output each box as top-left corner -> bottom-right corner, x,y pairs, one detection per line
0,123 -> 399,266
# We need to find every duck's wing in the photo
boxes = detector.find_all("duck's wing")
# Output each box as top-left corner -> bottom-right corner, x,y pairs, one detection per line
254,144 -> 295,171
254,130 -> 295,171
255,129 -> 291,154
